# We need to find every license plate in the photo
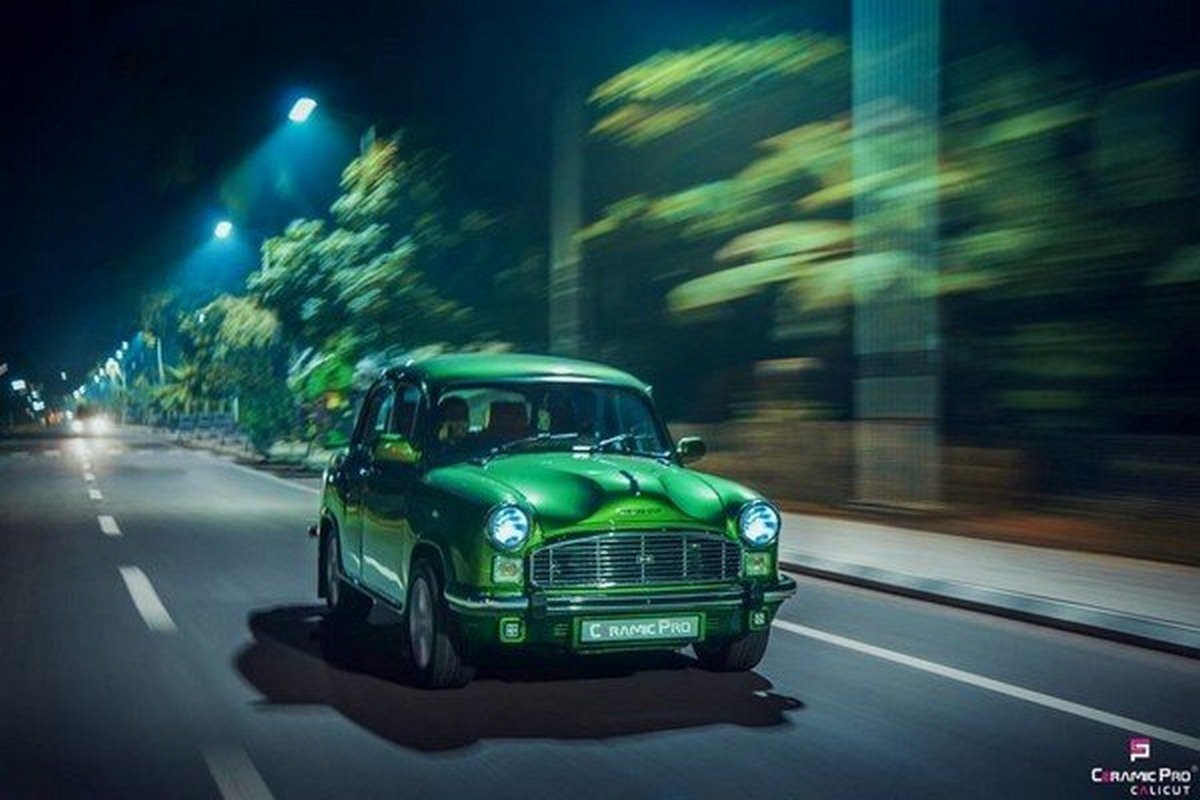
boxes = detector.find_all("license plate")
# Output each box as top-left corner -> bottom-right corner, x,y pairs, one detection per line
579,615 -> 701,643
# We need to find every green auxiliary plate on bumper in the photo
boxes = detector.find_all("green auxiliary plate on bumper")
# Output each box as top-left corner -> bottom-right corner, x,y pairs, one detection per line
578,614 -> 702,644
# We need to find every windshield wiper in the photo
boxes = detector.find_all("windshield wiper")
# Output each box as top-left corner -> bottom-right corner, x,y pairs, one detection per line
478,431 -> 583,464
583,433 -> 672,460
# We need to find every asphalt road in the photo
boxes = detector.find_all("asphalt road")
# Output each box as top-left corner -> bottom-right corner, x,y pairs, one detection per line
1,429 -> 1197,799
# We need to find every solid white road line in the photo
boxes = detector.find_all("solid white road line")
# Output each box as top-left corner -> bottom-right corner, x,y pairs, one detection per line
88,488 -> 103,501
221,459 -> 320,495
773,619 -> 1200,752
97,515 -> 121,536
83,471 -> 96,482
118,567 -> 176,633
203,745 -> 274,800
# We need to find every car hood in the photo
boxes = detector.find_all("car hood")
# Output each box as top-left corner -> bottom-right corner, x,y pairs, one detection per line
426,451 -> 759,535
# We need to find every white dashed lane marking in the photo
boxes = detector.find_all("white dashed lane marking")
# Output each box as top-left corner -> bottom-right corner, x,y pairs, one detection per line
203,745 -> 274,800
117,567 -> 176,633
83,472 -> 96,482
88,488 -> 103,501
773,619 -> 1200,752
97,515 -> 121,536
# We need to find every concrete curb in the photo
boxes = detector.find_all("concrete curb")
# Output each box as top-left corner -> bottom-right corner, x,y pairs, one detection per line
781,554 -> 1200,659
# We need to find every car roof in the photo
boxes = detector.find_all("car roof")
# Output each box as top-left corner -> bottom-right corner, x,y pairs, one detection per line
385,352 -> 650,392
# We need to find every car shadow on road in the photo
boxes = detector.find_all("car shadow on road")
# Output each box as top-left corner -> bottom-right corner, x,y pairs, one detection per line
235,604 -> 803,752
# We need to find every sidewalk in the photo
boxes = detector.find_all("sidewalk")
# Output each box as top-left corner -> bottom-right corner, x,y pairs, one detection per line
779,512 -> 1200,656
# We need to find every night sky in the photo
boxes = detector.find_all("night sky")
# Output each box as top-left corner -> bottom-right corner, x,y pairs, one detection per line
0,0 -> 1194,391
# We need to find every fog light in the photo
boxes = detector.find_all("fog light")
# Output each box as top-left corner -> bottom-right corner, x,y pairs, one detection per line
743,551 -> 772,576
492,555 -> 524,584
499,617 -> 525,643
749,609 -> 769,630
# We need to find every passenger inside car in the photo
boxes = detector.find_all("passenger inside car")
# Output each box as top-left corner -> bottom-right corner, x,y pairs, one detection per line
485,401 -> 529,439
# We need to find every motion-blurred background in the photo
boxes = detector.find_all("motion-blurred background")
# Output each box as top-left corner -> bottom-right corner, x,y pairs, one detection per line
2,0 -> 1197,562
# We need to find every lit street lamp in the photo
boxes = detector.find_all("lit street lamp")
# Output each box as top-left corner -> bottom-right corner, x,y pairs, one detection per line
213,219 -> 234,239
288,96 -> 318,123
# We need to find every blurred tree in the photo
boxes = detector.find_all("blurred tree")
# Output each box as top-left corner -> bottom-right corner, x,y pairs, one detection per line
248,134 -> 542,443
175,294 -> 293,452
582,35 -> 1199,433
154,360 -> 207,415
138,290 -> 177,385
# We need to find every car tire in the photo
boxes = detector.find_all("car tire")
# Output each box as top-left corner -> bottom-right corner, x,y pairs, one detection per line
405,559 -> 475,689
692,628 -> 770,672
323,529 -> 371,623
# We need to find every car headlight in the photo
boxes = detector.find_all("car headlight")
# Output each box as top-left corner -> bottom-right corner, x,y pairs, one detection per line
738,500 -> 780,547
486,505 -> 530,551
70,419 -> 85,434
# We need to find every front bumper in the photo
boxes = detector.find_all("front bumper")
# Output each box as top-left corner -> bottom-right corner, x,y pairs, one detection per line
445,575 -> 797,650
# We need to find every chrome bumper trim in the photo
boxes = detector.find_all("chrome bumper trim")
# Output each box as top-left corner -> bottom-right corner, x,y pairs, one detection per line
542,596 -> 746,615
763,574 -> 798,603
444,592 -> 529,612
446,576 -> 795,617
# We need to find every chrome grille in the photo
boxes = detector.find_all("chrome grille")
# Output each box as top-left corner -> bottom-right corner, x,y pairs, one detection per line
529,531 -> 741,589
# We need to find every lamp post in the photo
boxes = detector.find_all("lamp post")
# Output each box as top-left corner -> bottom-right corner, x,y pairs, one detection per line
851,0 -> 942,508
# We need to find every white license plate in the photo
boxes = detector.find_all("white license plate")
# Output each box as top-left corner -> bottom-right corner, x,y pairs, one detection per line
579,615 -> 701,643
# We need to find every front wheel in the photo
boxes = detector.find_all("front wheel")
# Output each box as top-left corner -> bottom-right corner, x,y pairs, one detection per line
693,628 -> 770,672
405,560 -> 475,688
323,530 -> 371,623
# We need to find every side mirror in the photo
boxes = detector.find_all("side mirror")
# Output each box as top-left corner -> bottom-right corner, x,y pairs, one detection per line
372,433 -> 420,466
676,436 -> 707,465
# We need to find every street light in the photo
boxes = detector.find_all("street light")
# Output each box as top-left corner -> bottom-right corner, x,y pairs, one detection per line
288,96 -> 318,123
213,219 -> 234,239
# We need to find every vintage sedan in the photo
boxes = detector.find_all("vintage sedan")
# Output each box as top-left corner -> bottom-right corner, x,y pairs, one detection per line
315,353 -> 796,687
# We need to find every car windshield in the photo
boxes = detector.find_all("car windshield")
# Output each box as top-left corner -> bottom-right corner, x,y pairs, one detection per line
428,382 -> 672,464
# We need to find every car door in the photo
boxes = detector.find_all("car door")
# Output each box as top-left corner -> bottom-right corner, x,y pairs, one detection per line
341,383 -> 395,582
360,381 -> 423,606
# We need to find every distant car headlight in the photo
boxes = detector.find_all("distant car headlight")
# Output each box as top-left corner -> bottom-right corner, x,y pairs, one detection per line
70,419 -> 85,434
738,500 -> 780,547
88,416 -> 111,435
486,505 -> 531,551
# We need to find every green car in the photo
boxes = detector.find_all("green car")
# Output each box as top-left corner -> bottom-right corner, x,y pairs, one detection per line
315,353 -> 796,688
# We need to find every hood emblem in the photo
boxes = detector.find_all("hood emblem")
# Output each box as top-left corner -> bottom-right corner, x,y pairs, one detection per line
616,506 -> 659,517
635,553 -> 655,565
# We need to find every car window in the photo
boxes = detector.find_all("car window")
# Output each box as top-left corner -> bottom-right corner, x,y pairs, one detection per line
429,382 -> 669,463
610,390 -> 662,453
354,384 -> 395,447
393,384 -> 422,439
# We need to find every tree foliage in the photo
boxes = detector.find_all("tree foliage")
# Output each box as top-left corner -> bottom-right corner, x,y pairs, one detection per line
582,35 -> 1199,432
128,130 -> 544,449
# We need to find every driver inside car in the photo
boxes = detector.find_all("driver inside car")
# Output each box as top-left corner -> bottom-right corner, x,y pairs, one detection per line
436,395 -> 470,445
